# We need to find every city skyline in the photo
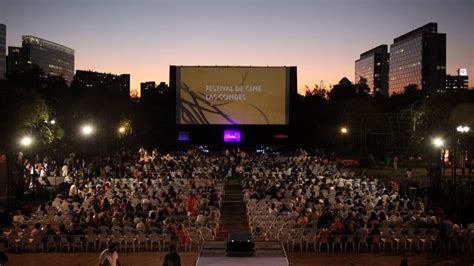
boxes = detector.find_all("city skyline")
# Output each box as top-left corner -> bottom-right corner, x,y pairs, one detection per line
2,0 -> 473,95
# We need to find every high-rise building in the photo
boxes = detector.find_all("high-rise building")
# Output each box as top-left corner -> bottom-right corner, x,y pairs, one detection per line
140,81 -> 156,98
444,68 -> 469,92
355,45 -> 389,97
21,35 -> 75,83
73,70 -> 130,99
0,24 -> 6,79
6,35 -> 75,83
388,23 -> 446,95
6,46 -> 22,75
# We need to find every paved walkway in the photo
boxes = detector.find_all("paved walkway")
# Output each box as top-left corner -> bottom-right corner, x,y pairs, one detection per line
5,250 -> 472,266
216,177 -> 249,240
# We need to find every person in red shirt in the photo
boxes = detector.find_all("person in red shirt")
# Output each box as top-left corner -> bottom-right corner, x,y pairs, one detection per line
187,194 -> 197,216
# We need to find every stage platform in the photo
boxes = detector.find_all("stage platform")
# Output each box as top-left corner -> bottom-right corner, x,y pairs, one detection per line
196,241 -> 289,266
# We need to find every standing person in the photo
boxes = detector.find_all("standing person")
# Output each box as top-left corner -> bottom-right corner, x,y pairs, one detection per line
69,181 -> 79,198
61,163 -> 69,178
163,245 -> 181,266
393,155 -> 399,171
406,168 -> 413,179
99,243 -> 120,266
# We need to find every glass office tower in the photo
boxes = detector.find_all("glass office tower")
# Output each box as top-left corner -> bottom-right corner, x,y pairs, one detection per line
21,35 -> 75,84
355,45 -> 389,97
0,24 -> 6,79
388,23 -> 446,95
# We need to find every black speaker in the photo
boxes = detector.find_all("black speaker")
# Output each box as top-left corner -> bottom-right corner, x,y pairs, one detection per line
226,232 -> 255,256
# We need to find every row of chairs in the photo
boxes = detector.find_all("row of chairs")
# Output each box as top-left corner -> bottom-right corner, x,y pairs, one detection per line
247,201 -> 474,254
7,231 -> 183,253
273,227 -> 474,254
5,225 -> 219,253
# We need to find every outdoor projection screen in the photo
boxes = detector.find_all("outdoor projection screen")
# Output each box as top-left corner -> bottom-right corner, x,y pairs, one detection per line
175,66 -> 289,125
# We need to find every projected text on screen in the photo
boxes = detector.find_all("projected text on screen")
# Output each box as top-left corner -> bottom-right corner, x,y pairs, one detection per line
176,66 -> 289,125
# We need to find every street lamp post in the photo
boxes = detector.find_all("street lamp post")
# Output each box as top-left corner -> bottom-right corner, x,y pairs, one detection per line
118,126 -> 126,151
80,124 -> 95,158
19,136 -> 34,195
7,135 -> 35,205
456,125 -> 470,180
430,137 -> 445,191
339,127 -> 349,155
4,150 -> 14,208
452,125 -> 470,213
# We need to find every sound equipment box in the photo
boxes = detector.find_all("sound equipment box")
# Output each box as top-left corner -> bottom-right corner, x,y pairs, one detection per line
226,232 -> 255,256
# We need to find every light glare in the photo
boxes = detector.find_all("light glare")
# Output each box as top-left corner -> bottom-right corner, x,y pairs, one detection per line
456,125 -> 470,133
81,125 -> 94,135
20,136 -> 33,147
432,137 -> 444,148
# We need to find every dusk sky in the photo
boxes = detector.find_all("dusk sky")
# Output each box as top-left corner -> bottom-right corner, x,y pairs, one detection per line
2,0 -> 473,94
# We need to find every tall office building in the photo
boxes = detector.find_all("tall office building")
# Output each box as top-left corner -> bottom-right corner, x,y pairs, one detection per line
73,70 -> 130,99
6,35 -> 75,83
444,68 -> 469,92
388,23 -> 446,95
0,24 -> 6,79
355,45 -> 389,97
6,46 -> 22,76
21,35 -> 75,83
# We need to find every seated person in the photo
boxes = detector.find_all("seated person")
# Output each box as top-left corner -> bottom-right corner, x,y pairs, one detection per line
12,210 -> 27,225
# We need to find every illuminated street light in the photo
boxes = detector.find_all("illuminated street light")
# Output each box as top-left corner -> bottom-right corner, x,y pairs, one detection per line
50,119 -> 56,125
456,125 -> 470,134
340,127 -> 348,134
81,124 -> 94,136
20,136 -> 33,147
432,137 -> 444,148
118,126 -> 126,134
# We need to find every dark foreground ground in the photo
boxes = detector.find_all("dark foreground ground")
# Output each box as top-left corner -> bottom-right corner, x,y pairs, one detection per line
3,251 -> 473,266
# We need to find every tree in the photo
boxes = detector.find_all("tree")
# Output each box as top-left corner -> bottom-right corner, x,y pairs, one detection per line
410,90 -> 474,155
0,67 -> 62,150
381,84 -> 425,113
328,77 -> 356,101
0,87 -> 57,149
356,76 -> 370,95
304,81 -> 329,99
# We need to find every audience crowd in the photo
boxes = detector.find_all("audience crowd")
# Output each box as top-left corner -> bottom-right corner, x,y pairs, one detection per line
4,148 -> 225,252
240,149 -> 474,252
2,148 -> 474,254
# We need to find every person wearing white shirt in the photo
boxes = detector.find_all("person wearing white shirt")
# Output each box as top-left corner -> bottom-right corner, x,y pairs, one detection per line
196,213 -> 207,226
136,218 -> 146,231
69,182 -> 78,197
64,174 -> 73,185
61,164 -> 68,177
99,243 -> 120,266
